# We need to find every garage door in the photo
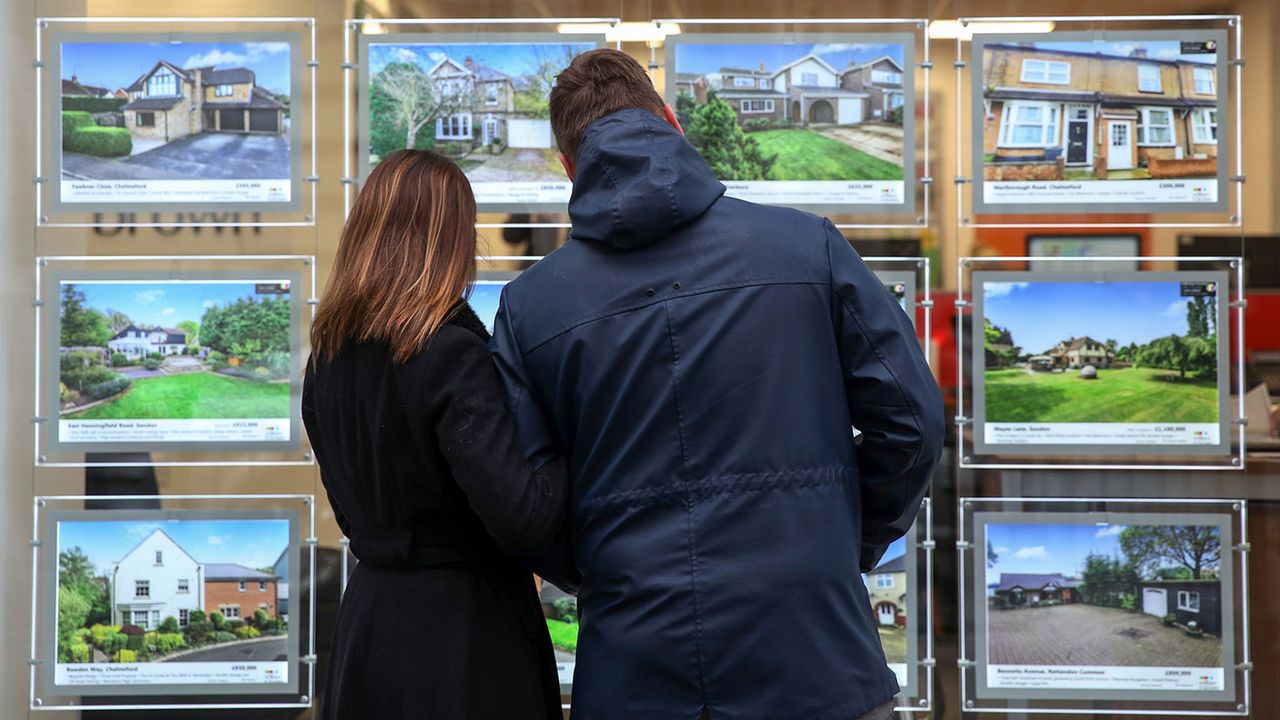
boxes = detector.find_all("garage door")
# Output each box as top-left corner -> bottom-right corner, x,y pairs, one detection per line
507,119 -> 552,149
1142,587 -> 1167,617
219,109 -> 246,131
249,110 -> 279,133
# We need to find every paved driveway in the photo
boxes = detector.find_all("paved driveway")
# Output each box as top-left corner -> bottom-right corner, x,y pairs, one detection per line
464,148 -> 565,183
816,123 -> 905,165
62,132 -> 290,181
989,604 -> 1222,667
160,637 -> 287,663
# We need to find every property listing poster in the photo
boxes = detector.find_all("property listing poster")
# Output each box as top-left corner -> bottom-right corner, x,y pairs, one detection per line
56,34 -> 297,207
971,31 -> 1228,213
977,514 -> 1233,699
51,512 -> 295,693
665,33 -> 915,212
871,269 -> 916,323
56,277 -> 296,447
360,35 -> 602,210
974,271 -> 1228,454
862,535 -> 912,689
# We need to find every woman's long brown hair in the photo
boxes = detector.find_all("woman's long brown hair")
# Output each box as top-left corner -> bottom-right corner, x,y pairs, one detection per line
312,149 -> 477,364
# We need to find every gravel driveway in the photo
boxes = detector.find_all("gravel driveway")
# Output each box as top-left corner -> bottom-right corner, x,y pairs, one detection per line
989,604 -> 1222,667
62,132 -> 290,181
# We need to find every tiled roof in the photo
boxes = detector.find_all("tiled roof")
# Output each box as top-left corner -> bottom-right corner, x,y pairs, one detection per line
204,563 -> 276,581
871,554 -> 907,574
996,573 -> 1082,592
121,97 -> 184,111
201,67 -> 255,85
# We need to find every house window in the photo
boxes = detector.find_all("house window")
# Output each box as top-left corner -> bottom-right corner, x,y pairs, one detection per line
132,609 -> 150,628
875,574 -> 894,589
1192,108 -> 1218,143
177,578 -> 189,593
1138,64 -> 1163,93
178,609 -> 189,626
759,79 -> 770,89
998,101 -> 1060,147
135,580 -> 150,598
733,77 -> 755,88
890,93 -> 905,110
1019,59 -> 1070,85
146,68 -> 177,97
871,69 -> 902,85
215,84 -> 233,97
238,580 -> 246,592
1137,107 -> 1174,146
801,72 -> 819,85
155,550 -> 163,565
258,580 -> 267,592
741,99 -> 774,114
136,112 -> 156,127
1177,590 -> 1201,612
485,83 -> 498,105
436,113 -> 473,141
220,604 -> 241,620
1193,67 -> 1215,95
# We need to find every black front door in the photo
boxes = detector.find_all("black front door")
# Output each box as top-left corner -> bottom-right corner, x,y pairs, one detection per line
1066,120 -> 1088,164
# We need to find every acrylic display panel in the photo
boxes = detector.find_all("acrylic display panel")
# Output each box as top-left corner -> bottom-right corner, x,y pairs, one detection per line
1027,235 -> 1141,271
968,29 -> 1230,216
664,31 -> 917,215
970,269 -> 1231,458
37,18 -> 316,226
36,256 -> 314,466
958,498 -> 1249,715
357,32 -> 605,213
871,267 -> 917,327
30,495 -> 316,710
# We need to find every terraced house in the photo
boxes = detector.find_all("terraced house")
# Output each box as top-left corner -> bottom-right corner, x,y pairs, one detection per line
120,60 -> 287,143
982,43 -> 1219,180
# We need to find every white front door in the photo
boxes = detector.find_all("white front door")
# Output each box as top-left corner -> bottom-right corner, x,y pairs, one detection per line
1142,587 -> 1168,616
1107,120 -> 1134,170
481,116 -> 499,146
877,603 -> 896,625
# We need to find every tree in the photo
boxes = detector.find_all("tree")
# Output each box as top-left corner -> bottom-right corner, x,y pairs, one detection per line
177,320 -> 200,346
1136,333 -> 1215,380
1080,553 -> 1140,607
371,59 -> 476,158
1186,297 -> 1210,338
60,284 -> 112,348
199,296 -> 290,356
103,309 -> 133,335
986,539 -> 999,568
1105,338 -> 1118,354
1120,525 -> 1220,579
59,547 -> 109,626
684,92 -> 775,181
57,585 -> 92,661
512,44 -> 580,121
675,92 -> 697,128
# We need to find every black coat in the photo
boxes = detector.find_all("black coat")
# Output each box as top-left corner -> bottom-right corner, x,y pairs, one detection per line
303,305 -> 567,720
491,109 -> 946,720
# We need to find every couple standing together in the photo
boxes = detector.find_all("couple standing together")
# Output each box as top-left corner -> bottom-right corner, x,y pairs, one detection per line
303,49 -> 944,720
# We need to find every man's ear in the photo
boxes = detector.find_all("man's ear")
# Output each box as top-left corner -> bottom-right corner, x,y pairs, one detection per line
663,103 -> 685,135
559,152 -> 575,182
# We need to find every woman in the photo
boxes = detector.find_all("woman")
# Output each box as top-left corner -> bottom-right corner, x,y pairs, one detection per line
303,149 -> 566,720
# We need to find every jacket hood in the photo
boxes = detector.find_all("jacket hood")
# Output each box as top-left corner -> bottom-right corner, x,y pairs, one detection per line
567,108 -> 725,249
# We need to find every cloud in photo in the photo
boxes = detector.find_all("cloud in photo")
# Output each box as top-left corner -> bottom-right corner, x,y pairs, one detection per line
994,546 -> 1010,554
1095,524 -> 1126,538
161,308 -> 176,317
1013,545 -> 1048,560
207,534 -> 226,545
184,48 -> 248,68
983,282 -> 1029,299
134,289 -> 164,304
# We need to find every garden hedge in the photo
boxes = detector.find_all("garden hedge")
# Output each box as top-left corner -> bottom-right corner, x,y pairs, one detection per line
65,126 -> 132,158
61,111 -> 94,137
63,96 -> 126,113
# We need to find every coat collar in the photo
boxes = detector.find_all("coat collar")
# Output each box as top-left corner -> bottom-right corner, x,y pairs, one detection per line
448,301 -> 491,342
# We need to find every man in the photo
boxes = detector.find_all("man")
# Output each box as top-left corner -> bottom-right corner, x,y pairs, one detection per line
491,49 -> 944,720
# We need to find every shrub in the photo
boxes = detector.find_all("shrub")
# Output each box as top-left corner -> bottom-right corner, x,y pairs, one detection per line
890,106 -> 905,125
61,350 -> 104,372
143,631 -> 159,649
73,628 -> 93,643
100,630 -> 128,657
113,648 -> 137,663
188,609 -> 206,624
62,96 -> 126,113
155,632 -> 185,654
771,117 -> 791,129
210,611 -> 227,630
89,623 -> 119,648
212,631 -> 237,643
65,126 -> 132,158
147,352 -> 163,361
158,616 -> 180,634
184,620 -> 213,644
1120,593 -> 1137,611
61,110 -> 94,138
85,376 -> 131,401
227,619 -> 245,631
253,609 -> 270,628
109,352 -> 130,367
143,359 -> 161,371
119,623 -> 144,637
551,597 -> 577,623
62,364 -> 117,392
264,351 -> 290,379
69,640 -> 91,664
206,350 -> 228,371
253,366 -> 271,380
234,625 -> 262,640
59,382 -> 77,403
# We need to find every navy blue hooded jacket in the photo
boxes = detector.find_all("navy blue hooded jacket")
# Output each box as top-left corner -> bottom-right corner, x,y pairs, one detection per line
490,108 -> 945,720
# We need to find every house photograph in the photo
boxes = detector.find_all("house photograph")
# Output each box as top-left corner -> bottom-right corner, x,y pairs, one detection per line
58,40 -> 292,182
862,536 -> 909,668
57,280 -> 293,427
981,279 -> 1220,425
55,517 -> 289,666
980,39 -> 1219,182
670,40 -> 908,183
366,41 -> 596,185
985,522 -> 1225,671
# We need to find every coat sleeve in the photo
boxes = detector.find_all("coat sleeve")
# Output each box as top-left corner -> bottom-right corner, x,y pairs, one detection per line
824,220 -> 945,573
424,326 -> 570,554
490,294 -> 582,593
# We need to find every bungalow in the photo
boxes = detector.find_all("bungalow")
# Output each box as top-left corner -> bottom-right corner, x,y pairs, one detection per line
865,553 -> 908,627
426,55 -> 552,150
1045,335 -> 1114,369
204,563 -> 279,622
107,325 -> 186,359
993,573 -> 1082,609
109,529 -> 205,630
689,54 -> 870,127
982,43 -> 1218,180
1139,578 -> 1222,635
120,60 -> 286,144
61,75 -> 112,98
840,55 -> 906,121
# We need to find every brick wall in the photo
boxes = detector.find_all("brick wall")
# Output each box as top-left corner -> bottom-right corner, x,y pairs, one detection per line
205,578 -> 278,620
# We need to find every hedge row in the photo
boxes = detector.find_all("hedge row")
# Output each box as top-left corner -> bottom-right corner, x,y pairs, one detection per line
65,125 -> 132,158
61,110 -> 94,136
63,96 -> 126,113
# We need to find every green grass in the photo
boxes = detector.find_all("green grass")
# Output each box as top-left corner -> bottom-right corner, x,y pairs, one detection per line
546,619 -> 578,653
985,367 -> 1218,423
752,129 -> 903,181
71,372 -> 290,420
876,625 -> 908,664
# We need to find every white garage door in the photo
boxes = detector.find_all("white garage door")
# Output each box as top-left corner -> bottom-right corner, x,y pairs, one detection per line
837,97 -> 864,125
507,119 -> 552,149
1142,587 -> 1167,617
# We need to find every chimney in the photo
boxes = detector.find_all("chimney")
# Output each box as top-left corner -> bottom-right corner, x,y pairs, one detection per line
1130,47 -> 1148,58
465,56 -> 476,68
759,62 -> 765,72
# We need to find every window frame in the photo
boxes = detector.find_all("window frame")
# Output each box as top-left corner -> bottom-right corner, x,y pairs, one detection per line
800,72 -> 819,86
154,550 -> 163,565
732,76 -> 756,88
740,99 -> 775,114
178,608 -> 189,626
136,112 -> 156,128
135,579 -> 150,598
871,68 -> 903,85
214,84 -> 233,97
997,101 -> 1061,148
436,112 -> 473,141
177,578 -> 189,593
1019,58 -> 1071,85
874,573 -> 894,589
1137,64 -> 1163,93
146,68 -> 178,98
1193,66 -> 1216,95
220,604 -> 241,620
484,83 -> 499,106
1192,107 -> 1218,144
1137,106 -> 1176,147
1177,590 -> 1201,613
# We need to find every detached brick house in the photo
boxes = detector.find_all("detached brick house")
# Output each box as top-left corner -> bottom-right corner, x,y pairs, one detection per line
865,553 -> 908,627
688,54 -> 870,127
425,55 -> 556,150
993,573 -> 1082,608
204,563 -> 279,623
982,43 -> 1218,180
1045,335 -> 1115,369
121,60 -> 286,143
840,55 -> 906,120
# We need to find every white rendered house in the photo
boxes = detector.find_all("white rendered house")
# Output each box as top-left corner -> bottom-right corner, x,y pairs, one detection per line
110,529 -> 205,630
107,325 -> 186,359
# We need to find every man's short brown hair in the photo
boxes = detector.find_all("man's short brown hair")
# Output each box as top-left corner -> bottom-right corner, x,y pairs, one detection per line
549,48 -> 665,164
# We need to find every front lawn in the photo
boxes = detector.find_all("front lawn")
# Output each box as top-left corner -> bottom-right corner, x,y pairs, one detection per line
70,372 -> 290,420
752,130 -> 904,181
546,619 -> 578,653
985,367 -> 1218,423
877,625 -> 908,664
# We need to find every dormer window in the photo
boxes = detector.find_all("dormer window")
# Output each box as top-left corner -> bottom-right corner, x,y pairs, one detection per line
146,68 -> 178,97
215,84 -> 233,97
733,77 -> 755,88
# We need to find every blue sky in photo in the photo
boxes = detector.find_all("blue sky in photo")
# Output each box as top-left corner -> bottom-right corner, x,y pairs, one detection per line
985,523 -> 1219,579
61,41 -> 292,95
469,280 -> 507,334
59,518 -> 290,577
369,42 -> 597,77
1030,40 -> 1215,65
983,281 -> 1211,354
674,42 -> 905,76
67,281 -> 289,329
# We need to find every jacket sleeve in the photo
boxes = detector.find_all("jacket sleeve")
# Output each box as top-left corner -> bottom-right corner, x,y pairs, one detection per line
490,294 -> 582,593
824,220 -> 945,573
426,326 -> 570,554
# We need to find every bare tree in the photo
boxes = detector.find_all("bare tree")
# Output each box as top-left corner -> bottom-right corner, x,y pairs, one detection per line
375,59 -> 477,152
